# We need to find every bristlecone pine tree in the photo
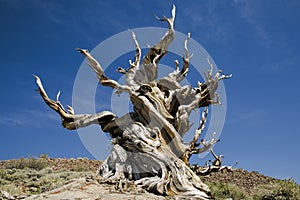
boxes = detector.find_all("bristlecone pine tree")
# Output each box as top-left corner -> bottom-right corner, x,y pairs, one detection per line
34,5 -> 233,199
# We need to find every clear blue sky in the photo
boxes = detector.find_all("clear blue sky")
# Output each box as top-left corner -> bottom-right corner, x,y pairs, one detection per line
0,0 -> 299,183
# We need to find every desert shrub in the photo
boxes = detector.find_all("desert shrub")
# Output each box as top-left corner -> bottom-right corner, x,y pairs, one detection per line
38,154 -> 49,159
0,167 -> 92,196
5,156 -> 49,171
72,163 -> 89,172
253,179 -> 300,200
5,168 -> 29,181
0,168 -> 7,178
207,182 -> 250,200
0,156 -> 96,197
0,183 -> 23,196
0,169 -> 9,185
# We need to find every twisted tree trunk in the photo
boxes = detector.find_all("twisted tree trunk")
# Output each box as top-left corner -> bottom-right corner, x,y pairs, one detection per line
34,5 -> 232,199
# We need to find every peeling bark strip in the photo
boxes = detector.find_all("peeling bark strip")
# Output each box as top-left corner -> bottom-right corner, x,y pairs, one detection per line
34,5 -> 233,199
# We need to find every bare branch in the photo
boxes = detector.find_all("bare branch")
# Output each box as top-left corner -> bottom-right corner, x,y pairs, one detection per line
219,73 -> 233,81
191,149 -> 236,176
181,110 -> 219,164
190,107 -> 209,147
34,75 -> 116,130
130,31 -> 141,68
34,75 -> 73,120
116,31 -> 141,90
177,32 -> 192,82
174,59 -> 179,71
77,48 -> 133,95
195,136 -> 220,155
67,105 -> 74,115
141,5 -> 176,82
117,67 -> 126,74
206,56 -> 214,82
210,148 -> 223,167
159,33 -> 192,86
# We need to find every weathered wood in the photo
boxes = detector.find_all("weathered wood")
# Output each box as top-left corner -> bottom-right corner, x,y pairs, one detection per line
34,5 -> 233,199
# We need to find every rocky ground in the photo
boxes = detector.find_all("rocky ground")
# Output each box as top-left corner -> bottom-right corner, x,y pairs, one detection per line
0,157 -> 298,199
201,168 -> 276,195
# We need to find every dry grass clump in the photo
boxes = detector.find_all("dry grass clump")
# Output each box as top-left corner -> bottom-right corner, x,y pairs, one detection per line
207,181 -> 250,200
206,178 -> 300,200
253,179 -> 300,200
0,155 -> 94,197
0,166 -> 92,196
3,154 -> 50,171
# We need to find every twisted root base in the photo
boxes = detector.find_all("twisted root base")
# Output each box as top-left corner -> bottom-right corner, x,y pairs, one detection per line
99,123 -> 212,200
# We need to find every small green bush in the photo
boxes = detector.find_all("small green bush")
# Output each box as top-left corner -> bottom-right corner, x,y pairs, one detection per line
207,182 -> 250,200
253,179 -> 300,200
